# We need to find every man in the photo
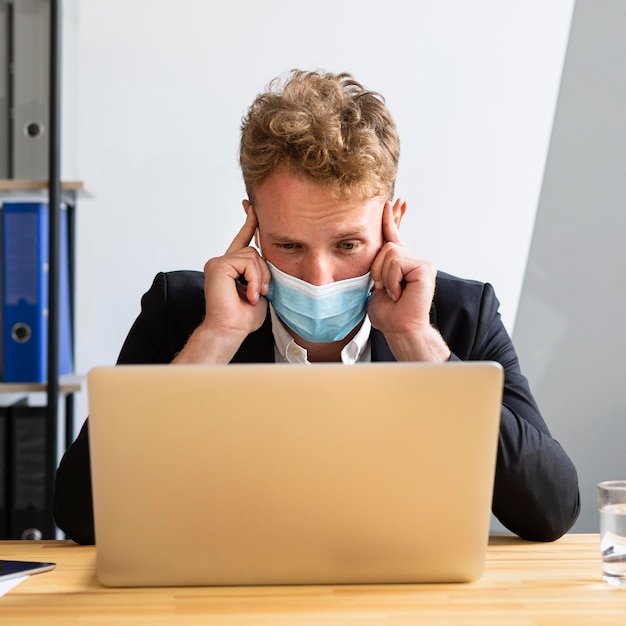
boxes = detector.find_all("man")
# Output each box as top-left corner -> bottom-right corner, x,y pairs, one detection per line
54,69 -> 580,545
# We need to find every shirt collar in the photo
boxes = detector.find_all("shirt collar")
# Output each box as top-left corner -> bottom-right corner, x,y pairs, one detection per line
269,304 -> 371,364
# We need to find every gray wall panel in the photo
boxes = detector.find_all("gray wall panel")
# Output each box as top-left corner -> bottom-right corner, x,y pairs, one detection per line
514,0 -> 626,532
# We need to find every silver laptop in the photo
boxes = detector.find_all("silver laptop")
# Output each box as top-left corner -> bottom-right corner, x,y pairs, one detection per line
87,361 -> 503,587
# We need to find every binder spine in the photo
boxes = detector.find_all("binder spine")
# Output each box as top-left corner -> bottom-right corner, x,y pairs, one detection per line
1,401 -> 50,539
1,201 -> 72,383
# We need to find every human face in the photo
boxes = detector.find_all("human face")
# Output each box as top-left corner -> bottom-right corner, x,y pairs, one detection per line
246,169 -> 387,286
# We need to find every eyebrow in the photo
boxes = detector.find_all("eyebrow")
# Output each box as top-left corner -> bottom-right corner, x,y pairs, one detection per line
266,229 -> 366,241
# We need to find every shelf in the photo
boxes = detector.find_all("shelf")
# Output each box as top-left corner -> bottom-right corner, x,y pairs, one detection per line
0,179 -> 88,192
0,180 -> 92,200
1,181 -> 86,397
0,374 -> 84,395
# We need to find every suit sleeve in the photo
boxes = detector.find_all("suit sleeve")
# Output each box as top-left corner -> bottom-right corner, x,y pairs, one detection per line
439,278 -> 580,541
53,272 -> 201,544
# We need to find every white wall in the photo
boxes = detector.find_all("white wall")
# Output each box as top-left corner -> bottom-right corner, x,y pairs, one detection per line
64,1 -> 574,431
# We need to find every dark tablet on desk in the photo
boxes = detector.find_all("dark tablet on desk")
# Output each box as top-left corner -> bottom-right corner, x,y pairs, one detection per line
0,560 -> 56,582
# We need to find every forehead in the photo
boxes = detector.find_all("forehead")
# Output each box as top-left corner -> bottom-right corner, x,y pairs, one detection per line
252,169 -> 385,231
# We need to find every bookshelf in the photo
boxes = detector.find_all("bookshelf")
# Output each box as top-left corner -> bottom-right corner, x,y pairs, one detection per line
1,179 -> 88,539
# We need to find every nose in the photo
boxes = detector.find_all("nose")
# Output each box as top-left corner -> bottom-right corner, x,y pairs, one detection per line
300,253 -> 334,286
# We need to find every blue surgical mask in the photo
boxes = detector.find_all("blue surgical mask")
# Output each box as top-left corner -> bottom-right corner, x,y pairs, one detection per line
265,262 -> 372,343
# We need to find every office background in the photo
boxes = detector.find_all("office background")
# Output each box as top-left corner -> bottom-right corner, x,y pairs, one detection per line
40,0 -> 623,532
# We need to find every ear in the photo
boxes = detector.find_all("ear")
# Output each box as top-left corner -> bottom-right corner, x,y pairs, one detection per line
392,198 -> 407,229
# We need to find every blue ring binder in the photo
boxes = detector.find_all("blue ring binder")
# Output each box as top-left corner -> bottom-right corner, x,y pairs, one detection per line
1,201 -> 73,383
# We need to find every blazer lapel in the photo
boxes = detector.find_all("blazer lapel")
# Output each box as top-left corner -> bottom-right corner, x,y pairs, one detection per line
371,328 -> 396,362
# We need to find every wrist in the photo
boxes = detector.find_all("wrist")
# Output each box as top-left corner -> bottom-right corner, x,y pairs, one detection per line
384,325 -> 451,362
172,323 -> 248,365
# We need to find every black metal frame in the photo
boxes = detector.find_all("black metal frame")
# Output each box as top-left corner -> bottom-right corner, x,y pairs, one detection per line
45,0 -> 61,539
0,0 -> 72,540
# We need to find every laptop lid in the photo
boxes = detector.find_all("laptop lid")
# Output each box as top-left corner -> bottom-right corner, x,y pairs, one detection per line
87,361 -> 503,587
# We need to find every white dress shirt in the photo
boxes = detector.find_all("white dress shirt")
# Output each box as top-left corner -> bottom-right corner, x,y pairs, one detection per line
269,305 -> 372,364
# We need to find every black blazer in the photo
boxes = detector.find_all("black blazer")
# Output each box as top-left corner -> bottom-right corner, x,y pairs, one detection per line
54,270 -> 580,545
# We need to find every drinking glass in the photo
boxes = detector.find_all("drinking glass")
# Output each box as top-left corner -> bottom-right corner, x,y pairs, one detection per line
598,480 -> 626,588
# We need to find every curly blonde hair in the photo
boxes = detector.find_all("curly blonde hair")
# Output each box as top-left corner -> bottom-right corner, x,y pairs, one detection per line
239,70 -> 400,201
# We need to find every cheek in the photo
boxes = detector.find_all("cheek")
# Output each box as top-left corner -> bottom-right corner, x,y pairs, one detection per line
256,240 -> 291,274
338,248 -> 380,280
256,233 -> 270,259
365,238 -> 384,264
363,249 -> 381,273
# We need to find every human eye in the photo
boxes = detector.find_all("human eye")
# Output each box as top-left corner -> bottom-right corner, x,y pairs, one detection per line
277,242 -> 299,251
338,241 -> 359,252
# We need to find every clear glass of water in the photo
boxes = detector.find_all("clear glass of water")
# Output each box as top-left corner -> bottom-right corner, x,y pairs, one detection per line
598,480 -> 626,588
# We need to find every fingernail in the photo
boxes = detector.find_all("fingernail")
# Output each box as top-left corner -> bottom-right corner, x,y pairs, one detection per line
386,289 -> 396,302
374,281 -> 383,291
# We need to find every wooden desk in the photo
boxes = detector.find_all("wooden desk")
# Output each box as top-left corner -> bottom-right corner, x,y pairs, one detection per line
1,534 -> 624,625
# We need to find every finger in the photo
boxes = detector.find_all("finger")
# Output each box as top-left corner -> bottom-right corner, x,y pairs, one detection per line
225,207 -> 259,254
379,251 -> 405,302
204,248 -> 269,306
369,242 -> 400,298
373,242 -> 424,303
382,199 -> 405,246
239,253 -> 271,303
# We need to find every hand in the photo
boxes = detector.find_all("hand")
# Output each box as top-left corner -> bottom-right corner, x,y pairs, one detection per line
173,209 -> 270,364
368,201 -> 451,362
203,207 -> 270,330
